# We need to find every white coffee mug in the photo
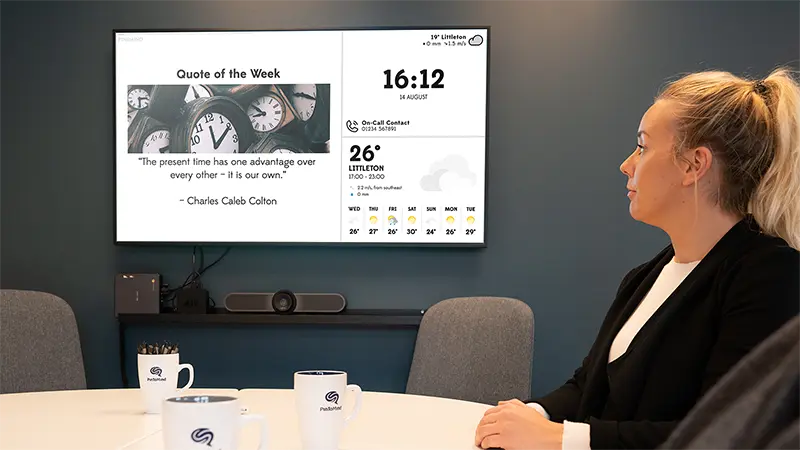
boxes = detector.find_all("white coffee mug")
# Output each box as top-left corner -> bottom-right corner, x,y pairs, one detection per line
294,370 -> 362,450
137,353 -> 194,414
162,395 -> 268,450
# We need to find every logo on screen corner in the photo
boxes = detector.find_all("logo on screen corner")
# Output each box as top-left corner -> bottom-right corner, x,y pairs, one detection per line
191,428 -> 214,446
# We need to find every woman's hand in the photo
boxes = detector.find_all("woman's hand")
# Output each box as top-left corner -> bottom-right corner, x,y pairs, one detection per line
474,399 -> 564,450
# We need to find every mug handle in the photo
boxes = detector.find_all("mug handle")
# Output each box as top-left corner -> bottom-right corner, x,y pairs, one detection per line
241,413 -> 269,450
176,363 -> 194,394
344,384 -> 362,424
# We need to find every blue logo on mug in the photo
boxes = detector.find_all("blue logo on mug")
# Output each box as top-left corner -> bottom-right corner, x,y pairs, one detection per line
191,428 -> 214,446
150,366 -> 162,377
325,391 -> 339,404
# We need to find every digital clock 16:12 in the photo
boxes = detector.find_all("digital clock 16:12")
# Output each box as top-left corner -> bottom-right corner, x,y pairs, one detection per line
384,69 -> 444,89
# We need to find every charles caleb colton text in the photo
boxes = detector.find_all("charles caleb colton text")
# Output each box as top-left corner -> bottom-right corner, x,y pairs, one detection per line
184,196 -> 277,206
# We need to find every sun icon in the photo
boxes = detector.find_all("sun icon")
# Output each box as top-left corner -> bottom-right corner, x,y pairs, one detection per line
446,216 -> 455,224
466,216 -> 475,224
369,216 -> 378,224
407,216 -> 416,224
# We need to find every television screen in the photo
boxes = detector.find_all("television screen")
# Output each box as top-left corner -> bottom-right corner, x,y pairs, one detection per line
114,28 -> 488,245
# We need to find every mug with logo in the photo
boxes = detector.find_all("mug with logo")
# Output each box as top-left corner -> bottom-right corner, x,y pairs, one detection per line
162,395 -> 268,450
138,353 -> 194,414
294,370 -> 363,450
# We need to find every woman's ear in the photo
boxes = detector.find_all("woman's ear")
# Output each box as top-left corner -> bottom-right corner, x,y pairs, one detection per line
680,146 -> 714,187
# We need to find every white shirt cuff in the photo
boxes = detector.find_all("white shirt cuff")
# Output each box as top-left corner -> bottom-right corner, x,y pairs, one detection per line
562,420 -> 591,450
525,402 -> 551,420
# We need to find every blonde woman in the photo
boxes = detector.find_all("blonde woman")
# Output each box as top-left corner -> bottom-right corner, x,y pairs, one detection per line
475,68 -> 800,450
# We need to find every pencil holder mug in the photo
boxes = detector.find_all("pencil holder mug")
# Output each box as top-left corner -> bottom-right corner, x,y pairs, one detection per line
137,353 -> 194,414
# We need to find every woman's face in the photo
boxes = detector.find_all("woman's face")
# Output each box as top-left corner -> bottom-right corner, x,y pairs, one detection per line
620,100 -> 689,227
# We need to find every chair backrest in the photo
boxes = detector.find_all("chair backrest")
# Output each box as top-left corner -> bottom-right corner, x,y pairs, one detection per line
0,289 -> 87,393
659,315 -> 800,449
405,296 -> 534,405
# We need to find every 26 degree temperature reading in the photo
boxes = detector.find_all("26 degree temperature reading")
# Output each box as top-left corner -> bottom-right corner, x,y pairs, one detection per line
384,69 -> 444,89
350,144 -> 381,161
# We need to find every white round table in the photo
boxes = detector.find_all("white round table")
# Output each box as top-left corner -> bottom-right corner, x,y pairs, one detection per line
0,388 -> 491,450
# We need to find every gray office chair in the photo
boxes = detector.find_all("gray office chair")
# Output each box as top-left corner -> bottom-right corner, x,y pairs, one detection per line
406,296 -> 534,405
0,289 -> 87,393
659,315 -> 800,449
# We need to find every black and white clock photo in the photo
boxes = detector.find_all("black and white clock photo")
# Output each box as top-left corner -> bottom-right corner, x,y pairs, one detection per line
125,84 -> 331,154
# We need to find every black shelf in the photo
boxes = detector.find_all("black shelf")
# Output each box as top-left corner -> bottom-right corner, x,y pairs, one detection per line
117,308 -> 425,328
117,308 -> 424,388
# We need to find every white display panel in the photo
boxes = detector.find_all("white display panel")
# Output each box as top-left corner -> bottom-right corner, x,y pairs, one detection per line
114,28 -> 488,245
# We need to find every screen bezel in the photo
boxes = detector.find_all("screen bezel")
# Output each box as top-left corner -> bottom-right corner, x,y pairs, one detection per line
113,26 -> 490,248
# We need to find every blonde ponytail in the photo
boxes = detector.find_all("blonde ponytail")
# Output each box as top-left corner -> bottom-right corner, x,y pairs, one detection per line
748,68 -> 800,250
656,67 -> 800,250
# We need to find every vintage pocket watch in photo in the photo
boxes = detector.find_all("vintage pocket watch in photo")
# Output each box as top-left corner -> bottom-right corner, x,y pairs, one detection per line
184,84 -> 215,103
227,84 -> 297,135
246,91 -> 287,133
282,84 -> 317,122
171,96 -> 256,154
278,84 -> 330,145
245,131 -> 310,154
143,84 -> 220,125
127,85 -> 153,111
127,114 -> 170,154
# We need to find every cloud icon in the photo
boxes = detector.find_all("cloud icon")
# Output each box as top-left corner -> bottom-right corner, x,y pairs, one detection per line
468,35 -> 483,46
420,155 -> 477,192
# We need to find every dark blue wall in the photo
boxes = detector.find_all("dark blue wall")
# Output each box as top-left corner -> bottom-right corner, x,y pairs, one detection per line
2,1 -> 798,397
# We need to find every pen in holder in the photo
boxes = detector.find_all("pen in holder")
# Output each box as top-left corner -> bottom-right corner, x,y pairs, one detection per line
137,341 -> 180,355
136,341 -> 194,414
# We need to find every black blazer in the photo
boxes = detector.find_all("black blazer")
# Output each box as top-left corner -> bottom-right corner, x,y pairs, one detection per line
531,216 -> 799,449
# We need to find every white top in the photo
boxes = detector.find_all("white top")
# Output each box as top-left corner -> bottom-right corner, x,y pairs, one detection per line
608,258 -> 700,362
0,388 -> 491,450
531,257 -> 700,449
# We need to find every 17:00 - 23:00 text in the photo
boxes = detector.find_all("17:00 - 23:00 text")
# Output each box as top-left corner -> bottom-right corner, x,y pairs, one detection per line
349,174 -> 385,179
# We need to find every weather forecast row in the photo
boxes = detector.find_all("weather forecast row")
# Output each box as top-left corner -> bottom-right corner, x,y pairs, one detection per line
341,204 -> 482,243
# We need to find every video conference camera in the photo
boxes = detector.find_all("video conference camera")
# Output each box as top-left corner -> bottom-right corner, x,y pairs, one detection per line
223,290 -> 346,314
